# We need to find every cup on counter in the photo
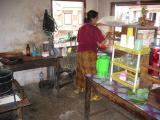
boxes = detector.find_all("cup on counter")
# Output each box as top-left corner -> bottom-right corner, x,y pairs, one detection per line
134,39 -> 143,50
127,36 -> 134,49
120,34 -> 127,47
127,27 -> 134,38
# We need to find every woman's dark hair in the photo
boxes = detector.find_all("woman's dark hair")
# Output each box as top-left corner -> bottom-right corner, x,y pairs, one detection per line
87,10 -> 98,22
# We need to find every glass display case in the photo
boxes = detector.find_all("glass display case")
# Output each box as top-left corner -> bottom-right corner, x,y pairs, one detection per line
98,24 -> 157,53
105,24 -> 158,92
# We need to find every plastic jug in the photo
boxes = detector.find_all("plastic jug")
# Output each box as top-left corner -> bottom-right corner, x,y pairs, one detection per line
96,55 -> 110,79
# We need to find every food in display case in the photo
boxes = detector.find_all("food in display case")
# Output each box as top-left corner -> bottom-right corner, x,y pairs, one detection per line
119,72 -> 127,81
120,54 -> 137,68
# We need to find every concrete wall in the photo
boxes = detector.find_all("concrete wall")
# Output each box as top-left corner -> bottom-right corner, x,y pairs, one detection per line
0,0 -> 50,85
0,0 -> 50,53
0,0 -> 98,86
86,0 -> 98,12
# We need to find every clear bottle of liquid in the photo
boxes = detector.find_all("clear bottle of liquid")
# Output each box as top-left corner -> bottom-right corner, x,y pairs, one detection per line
125,12 -> 130,24
39,71 -> 44,81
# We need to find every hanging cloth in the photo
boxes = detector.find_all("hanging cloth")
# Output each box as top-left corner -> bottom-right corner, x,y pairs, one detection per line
43,9 -> 58,34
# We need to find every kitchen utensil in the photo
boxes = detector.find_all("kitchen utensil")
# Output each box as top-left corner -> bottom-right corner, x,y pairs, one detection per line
0,69 -> 13,95
0,57 -> 23,65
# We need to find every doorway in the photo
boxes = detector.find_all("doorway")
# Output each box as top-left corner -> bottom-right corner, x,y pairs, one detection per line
51,1 -> 84,44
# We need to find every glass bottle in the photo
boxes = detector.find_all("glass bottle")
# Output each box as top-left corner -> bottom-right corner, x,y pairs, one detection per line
39,71 -> 44,81
26,44 -> 31,56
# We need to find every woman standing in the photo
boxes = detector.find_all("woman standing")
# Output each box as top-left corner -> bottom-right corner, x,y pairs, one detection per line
75,10 -> 106,100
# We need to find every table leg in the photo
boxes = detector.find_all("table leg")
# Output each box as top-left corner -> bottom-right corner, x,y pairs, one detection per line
85,78 -> 91,120
47,66 -> 50,81
17,108 -> 23,120
55,62 -> 61,93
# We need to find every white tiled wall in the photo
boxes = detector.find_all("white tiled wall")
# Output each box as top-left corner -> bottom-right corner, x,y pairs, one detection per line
14,68 -> 47,86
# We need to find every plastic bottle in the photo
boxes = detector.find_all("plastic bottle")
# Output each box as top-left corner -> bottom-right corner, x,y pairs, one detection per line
39,71 -> 44,81
32,44 -> 37,57
96,54 -> 110,79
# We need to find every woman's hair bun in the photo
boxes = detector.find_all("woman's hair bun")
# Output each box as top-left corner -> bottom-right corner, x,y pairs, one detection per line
87,10 -> 98,21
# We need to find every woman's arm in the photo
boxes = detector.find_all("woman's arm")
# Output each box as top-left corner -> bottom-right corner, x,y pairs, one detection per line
97,31 -> 112,48
101,32 -> 112,44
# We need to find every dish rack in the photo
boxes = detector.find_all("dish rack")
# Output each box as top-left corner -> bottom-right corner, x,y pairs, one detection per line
110,43 -> 150,92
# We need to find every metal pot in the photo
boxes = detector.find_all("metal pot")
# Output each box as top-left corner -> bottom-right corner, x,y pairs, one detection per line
0,69 -> 13,95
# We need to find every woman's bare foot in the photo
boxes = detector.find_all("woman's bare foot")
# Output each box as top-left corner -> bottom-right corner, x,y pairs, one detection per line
74,88 -> 85,94
74,88 -> 81,94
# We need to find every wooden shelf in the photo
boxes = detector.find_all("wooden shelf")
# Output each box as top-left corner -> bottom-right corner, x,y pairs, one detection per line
141,74 -> 160,84
142,64 -> 160,73
141,64 -> 160,84
109,25 -> 156,92
111,43 -> 149,92
114,43 -> 150,55
112,58 -> 139,73
111,71 -> 139,90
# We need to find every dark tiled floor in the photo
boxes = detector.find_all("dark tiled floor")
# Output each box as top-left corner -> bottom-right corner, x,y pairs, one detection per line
20,82 -> 140,120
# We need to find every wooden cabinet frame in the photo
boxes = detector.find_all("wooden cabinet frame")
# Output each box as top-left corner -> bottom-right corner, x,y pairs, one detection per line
110,1 -> 160,16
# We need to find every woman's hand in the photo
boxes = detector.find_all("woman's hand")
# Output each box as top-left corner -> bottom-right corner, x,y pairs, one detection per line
98,42 -> 107,51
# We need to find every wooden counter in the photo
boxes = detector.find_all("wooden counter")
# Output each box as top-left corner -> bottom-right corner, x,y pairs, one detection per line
85,74 -> 160,120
